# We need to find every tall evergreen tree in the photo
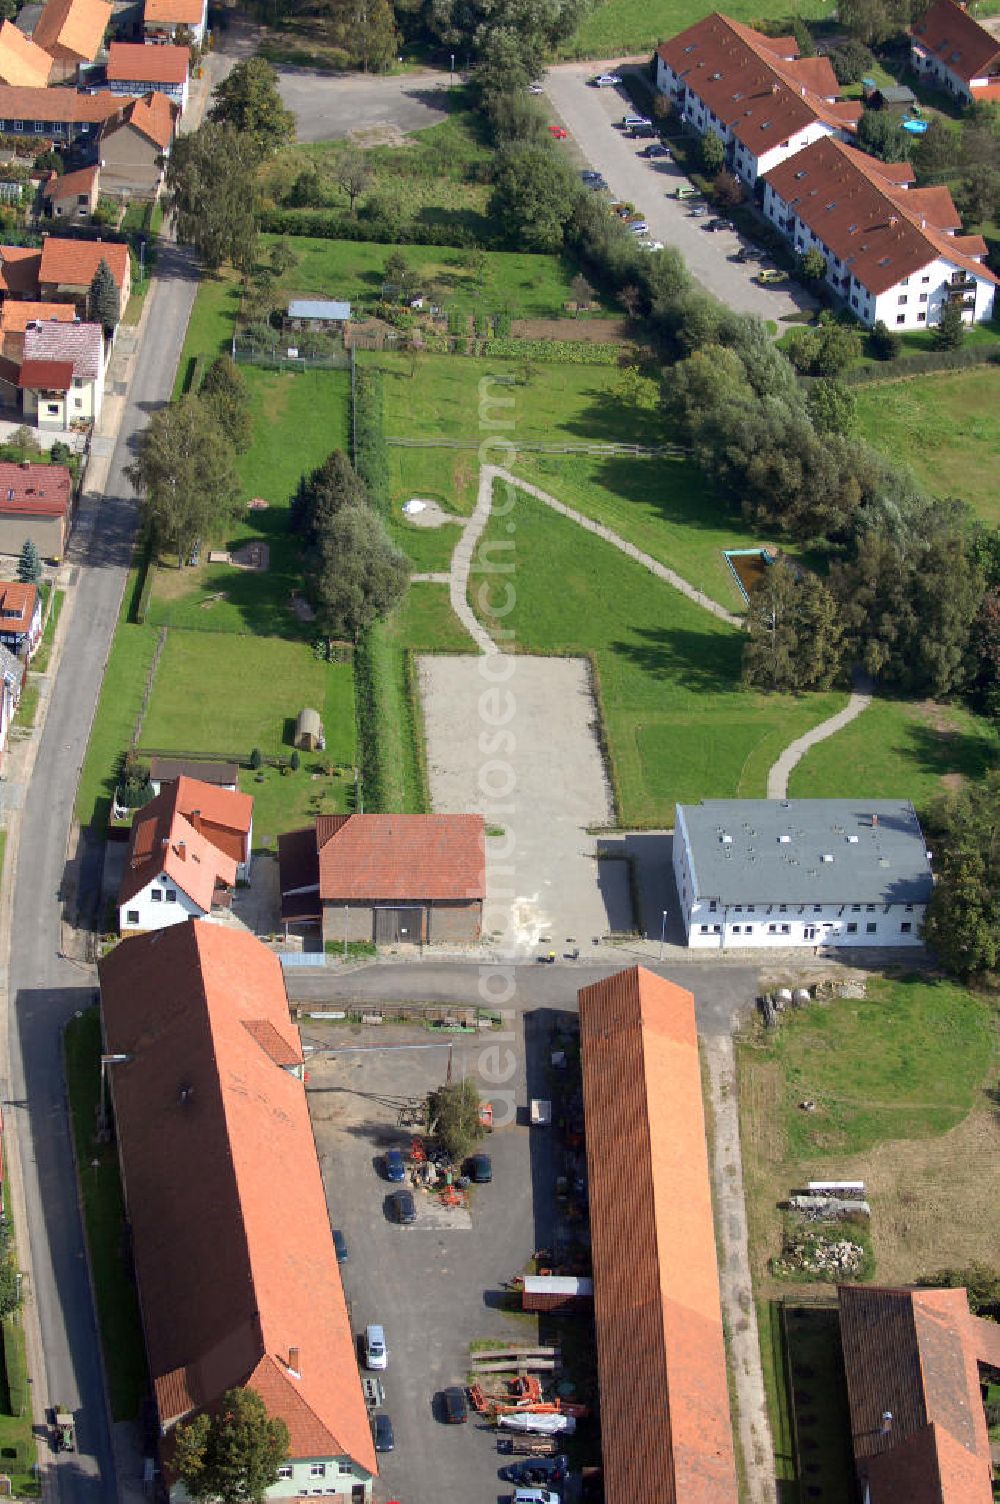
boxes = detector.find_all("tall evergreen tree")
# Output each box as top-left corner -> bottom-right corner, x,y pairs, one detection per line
291,450 -> 368,543
208,58 -> 293,159
307,504 -> 409,643
17,537 -> 41,584
89,257 -> 120,334
742,556 -> 845,692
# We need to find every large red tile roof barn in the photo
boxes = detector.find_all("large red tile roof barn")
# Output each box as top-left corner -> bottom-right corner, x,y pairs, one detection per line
316,812 -> 486,901
577,966 -> 738,1504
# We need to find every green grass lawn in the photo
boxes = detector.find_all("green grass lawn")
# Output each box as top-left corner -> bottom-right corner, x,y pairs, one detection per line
472,482 -> 846,824
742,976 -> 995,1160
854,366 -> 1000,525
173,269 -> 242,386
241,757 -> 353,844
140,630 -> 353,765
63,1009 -> 148,1423
0,1317 -> 38,1497
31,589 -> 64,673
386,512 -> 464,572
148,366 -> 349,636
562,0 -> 836,57
75,574 -> 157,828
787,695 -> 999,813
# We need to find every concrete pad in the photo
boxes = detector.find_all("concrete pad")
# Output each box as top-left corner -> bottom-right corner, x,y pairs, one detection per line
419,654 -> 631,953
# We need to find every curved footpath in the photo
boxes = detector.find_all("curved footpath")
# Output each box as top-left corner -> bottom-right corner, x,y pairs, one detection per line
767,670 -> 874,799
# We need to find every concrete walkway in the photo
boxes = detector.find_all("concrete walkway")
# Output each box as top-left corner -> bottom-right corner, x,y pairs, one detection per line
448,466 -> 502,652
704,1034 -> 778,1504
767,670 -> 874,798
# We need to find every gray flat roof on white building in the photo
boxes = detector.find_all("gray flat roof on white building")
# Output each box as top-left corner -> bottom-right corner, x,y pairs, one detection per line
287,299 -> 351,321
678,799 -> 933,907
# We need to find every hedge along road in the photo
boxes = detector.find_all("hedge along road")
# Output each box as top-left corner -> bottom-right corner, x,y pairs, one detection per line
543,60 -> 819,323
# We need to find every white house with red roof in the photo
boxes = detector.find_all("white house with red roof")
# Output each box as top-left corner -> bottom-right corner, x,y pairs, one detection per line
143,0 -> 207,47
20,318 -> 106,427
106,41 -> 189,111
118,776 -> 253,932
655,12 -> 862,188
762,136 -> 998,328
909,0 -> 1000,106
0,580 -> 42,656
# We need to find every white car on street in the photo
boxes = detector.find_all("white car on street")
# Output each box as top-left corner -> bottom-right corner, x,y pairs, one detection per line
593,72 -> 622,86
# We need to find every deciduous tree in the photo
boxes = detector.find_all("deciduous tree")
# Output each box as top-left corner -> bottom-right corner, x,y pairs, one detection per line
857,107 -> 911,162
306,504 -> 409,642
923,772 -> 1000,977
699,131 -> 724,174
427,1078 -> 486,1160
173,1388 -> 289,1504
490,143 -> 578,252
125,397 -> 241,569
166,123 -> 260,272
334,148 -> 374,214
806,377 -> 857,436
200,356 -> 252,454
208,58 -> 293,158
347,0 -> 399,71
291,450 -> 369,543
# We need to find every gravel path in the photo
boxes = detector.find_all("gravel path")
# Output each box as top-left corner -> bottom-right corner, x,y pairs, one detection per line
767,670 -> 874,798
704,1034 -> 779,1504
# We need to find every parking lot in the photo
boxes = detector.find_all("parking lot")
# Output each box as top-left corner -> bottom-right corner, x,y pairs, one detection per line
307,1012 -> 585,1503
543,60 -> 817,323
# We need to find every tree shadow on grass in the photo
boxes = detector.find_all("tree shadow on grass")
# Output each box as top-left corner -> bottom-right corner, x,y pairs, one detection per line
897,713 -> 998,789
610,625 -> 742,693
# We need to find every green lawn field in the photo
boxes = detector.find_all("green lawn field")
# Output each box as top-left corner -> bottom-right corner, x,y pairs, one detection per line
787,695 -> 999,812
854,367 -> 1000,525
562,0 -> 836,57
472,482 -> 846,824
75,574 -> 157,827
140,630 -> 353,765
148,366 -> 349,636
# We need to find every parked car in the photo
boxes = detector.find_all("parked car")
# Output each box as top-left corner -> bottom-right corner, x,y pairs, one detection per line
332,1228 -> 348,1263
468,1152 -> 493,1183
581,169 -> 602,181
384,1147 -> 405,1182
389,1188 -> 417,1223
440,1386 -> 469,1423
640,142 -> 670,158
364,1324 -> 388,1370
548,125 -> 568,139
628,221 -> 650,235
592,72 -> 621,86
513,1490 -> 560,1504
756,267 -> 788,284
705,217 -> 732,232
373,1413 -> 394,1452
734,246 -> 760,263
675,183 -> 699,199
503,1457 -> 569,1485
688,203 -> 710,217
622,113 -> 652,130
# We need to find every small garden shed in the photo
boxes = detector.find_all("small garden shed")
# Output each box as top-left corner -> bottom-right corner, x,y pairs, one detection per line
295,707 -> 323,751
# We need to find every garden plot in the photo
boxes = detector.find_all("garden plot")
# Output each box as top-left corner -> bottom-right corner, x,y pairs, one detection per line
419,654 -> 631,952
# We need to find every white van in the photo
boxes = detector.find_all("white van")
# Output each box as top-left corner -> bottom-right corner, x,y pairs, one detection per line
364,1324 -> 388,1370
622,113 -> 652,130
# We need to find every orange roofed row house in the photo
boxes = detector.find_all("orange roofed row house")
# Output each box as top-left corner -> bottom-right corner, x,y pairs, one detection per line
655,12 -> 862,188
119,775 -> 253,932
909,0 -> 1000,105
577,966 -> 739,1504
98,920 -> 377,1500
31,0 -> 112,80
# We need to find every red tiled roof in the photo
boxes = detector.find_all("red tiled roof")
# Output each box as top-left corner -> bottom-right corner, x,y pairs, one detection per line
18,356 -> 72,390
39,235 -> 129,290
0,246 -> 42,296
170,774 -> 252,867
764,136 -> 999,295
107,41 -> 188,84
839,1284 -> 995,1504
119,88 -> 175,147
0,459 -> 70,516
119,782 -> 238,911
33,0 -> 112,62
144,0 -> 204,23
97,921 -> 377,1477
43,163 -> 98,200
658,12 -> 862,159
910,0 -> 1000,84
317,813 -> 486,902
0,300 -> 76,332
577,966 -> 739,1504
0,20 -> 52,86
0,580 -> 37,633
0,82 -> 121,124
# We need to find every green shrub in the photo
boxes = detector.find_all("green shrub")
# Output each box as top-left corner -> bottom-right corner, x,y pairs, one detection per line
482,338 -> 623,364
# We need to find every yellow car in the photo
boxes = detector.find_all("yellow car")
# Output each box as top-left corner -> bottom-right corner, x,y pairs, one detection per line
756,267 -> 788,285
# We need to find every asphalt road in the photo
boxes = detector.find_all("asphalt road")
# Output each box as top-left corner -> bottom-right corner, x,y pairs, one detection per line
286,959 -> 759,1037
5,243 -> 201,1504
543,61 -> 817,323
275,67 -> 454,143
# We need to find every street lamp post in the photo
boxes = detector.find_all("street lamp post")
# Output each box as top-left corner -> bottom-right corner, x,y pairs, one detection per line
450,52 -> 455,85
658,908 -> 668,960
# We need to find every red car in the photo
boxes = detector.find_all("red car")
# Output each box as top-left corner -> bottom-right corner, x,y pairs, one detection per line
548,125 -> 568,139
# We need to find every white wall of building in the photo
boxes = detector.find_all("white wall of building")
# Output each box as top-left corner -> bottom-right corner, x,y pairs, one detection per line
171,1456 -> 371,1503
119,871 -> 207,932
762,179 -> 996,327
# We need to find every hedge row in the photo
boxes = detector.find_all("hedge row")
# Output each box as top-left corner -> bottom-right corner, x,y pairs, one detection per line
261,208 -> 498,251
482,338 -> 625,364
132,550 -> 157,625
352,366 -> 390,515
842,343 -> 1000,385
352,622 -> 386,813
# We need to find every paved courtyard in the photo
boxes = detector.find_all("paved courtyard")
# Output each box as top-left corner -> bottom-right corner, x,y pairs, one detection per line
276,68 -> 454,143
418,654 -> 632,954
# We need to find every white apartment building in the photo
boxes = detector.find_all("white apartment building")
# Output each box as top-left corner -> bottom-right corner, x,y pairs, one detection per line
910,0 -> 1000,106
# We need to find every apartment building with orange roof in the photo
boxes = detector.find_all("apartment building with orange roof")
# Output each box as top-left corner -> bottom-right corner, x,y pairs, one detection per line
910,0 -> 1000,105
656,11 -> 862,188
98,921 -> 377,1500
762,135 -> 997,329
577,966 -> 739,1504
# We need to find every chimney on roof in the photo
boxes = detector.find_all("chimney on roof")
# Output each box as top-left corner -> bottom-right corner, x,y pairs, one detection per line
888,214 -> 898,227
800,83 -> 806,96
190,809 -> 202,834
288,1346 -> 300,1376
176,840 -> 186,859
920,215 -> 926,228
19,460 -> 29,470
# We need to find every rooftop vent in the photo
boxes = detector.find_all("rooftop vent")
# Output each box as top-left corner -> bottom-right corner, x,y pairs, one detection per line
720,833 -> 733,844
778,834 -> 791,844
847,834 -> 859,844
822,853 -> 834,863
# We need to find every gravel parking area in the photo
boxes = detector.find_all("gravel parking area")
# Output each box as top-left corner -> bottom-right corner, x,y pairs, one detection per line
274,68 -> 453,143
419,654 -> 632,954
543,61 -> 817,323
307,1019 -> 563,1504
